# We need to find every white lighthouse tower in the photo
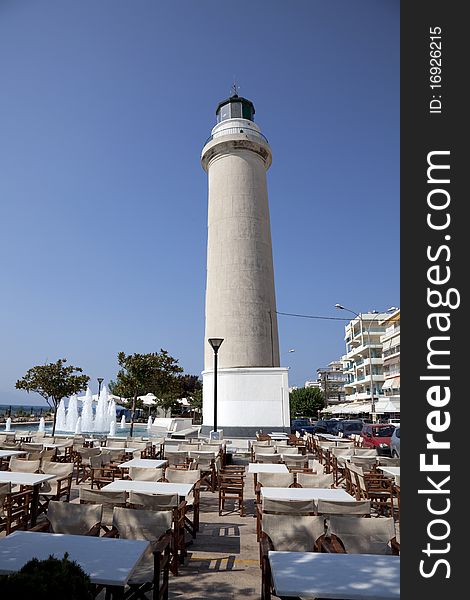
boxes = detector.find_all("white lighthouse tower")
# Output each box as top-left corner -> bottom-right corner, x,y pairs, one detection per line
201,92 -> 290,437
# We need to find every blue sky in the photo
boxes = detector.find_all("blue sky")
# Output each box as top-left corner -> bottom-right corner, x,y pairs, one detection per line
0,0 -> 399,406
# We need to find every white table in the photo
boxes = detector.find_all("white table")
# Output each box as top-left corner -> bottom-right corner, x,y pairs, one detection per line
269,433 -> 289,440
0,471 -> 55,525
0,530 -> 149,590
118,458 -> 167,469
101,479 -> 194,499
247,464 -> 289,474
261,487 -> 354,502
247,463 -> 289,490
378,466 -> 400,480
0,449 -> 27,458
269,551 -> 400,599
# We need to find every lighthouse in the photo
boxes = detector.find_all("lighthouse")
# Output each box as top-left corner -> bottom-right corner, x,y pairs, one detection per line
201,92 -> 290,437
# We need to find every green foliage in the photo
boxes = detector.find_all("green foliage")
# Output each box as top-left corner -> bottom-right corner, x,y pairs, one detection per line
15,358 -> 89,435
109,350 -> 184,434
289,386 -> 325,418
0,553 -> 94,599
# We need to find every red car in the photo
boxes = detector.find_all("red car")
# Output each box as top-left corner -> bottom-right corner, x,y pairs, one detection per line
360,423 -> 395,455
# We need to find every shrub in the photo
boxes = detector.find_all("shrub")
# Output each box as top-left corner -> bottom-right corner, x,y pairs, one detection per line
0,553 -> 94,599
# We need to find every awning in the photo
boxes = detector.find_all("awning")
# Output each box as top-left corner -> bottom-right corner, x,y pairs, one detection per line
375,398 -> 400,413
381,377 -> 400,390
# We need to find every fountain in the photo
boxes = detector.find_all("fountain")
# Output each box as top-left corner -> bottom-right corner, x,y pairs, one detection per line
65,395 -> 79,431
56,399 -> 67,431
94,384 -> 108,432
5,417 -> 11,431
120,415 -> 126,429
74,416 -> 82,434
109,420 -> 116,436
81,386 -> 94,432
38,417 -> 45,432
147,416 -> 153,430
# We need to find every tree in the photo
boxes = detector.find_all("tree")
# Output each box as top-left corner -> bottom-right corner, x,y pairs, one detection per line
289,386 -> 325,418
109,350 -> 183,436
16,359 -> 89,436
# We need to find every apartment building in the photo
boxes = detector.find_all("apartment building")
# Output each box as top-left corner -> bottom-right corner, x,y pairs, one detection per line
375,308 -> 400,415
316,360 -> 347,406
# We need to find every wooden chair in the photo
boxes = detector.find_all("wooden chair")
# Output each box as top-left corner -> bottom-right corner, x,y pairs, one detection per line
255,472 -> 295,505
348,463 -> 396,517
105,505 -> 173,594
294,472 -> 334,488
8,457 -> 41,473
260,513 -> 325,600
74,447 -> 102,484
30,500 -> 102,536
128,466 -> 164,481
315,498 -> 371,517
164,468 -> 201,536
79,487 -> 127,533
37,462 -> 74,516
218,468 -> 245,516
128,491 -> 186,565
256,495 -> 316,543
321,515 -> 400,555
89,453 -> 116,489
0,482 -> 32,535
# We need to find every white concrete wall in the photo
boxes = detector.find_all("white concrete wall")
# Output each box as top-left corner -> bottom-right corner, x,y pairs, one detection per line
202,133 -> 280,370
202,367 -> 290,429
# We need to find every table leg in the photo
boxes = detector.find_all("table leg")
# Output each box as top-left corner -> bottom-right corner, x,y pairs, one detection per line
30,485 -> 39,526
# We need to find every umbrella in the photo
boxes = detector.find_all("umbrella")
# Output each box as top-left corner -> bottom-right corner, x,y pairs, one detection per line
138,393 -> 158,406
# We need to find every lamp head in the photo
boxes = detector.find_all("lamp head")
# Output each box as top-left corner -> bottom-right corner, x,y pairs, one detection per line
335,304 -> 344,310
97,378 -> 104,384
208,338 -> 224,353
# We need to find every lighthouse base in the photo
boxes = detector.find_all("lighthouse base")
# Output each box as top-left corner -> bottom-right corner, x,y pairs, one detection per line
201,367 -> 291,438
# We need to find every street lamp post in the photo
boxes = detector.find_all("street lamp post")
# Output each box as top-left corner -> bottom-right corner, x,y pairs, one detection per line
208,338 -> 224,435
335,304 -> 396,423
97,378 -> 104,401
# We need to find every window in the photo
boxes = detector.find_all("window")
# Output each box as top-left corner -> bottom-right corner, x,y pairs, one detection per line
230,102 -> 242,118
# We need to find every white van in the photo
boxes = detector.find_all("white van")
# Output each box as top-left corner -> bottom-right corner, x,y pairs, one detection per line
388,419 -> 400,426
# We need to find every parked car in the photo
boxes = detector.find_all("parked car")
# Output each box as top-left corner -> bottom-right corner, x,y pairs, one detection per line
312,419 -> 339,435
388,418 -> 400,426
360,423 -> 396,455
335,419 -> 364,438
390,426 -> 400,458
290,418 -> 315,435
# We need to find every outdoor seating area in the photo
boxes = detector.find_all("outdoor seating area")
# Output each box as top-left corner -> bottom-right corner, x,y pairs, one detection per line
0,430 -> 400,598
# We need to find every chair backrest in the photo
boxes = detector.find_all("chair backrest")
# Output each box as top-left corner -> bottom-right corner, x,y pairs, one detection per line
256,453 -> 281,464
9,457 -> 41,473
129,491 -> 179,511
316,499 -> 371,516
165,451 -> 188,465
308,459 -> 324,474
41,462 -> 74,477
254,446 -> 276,455
257,472 -> 295,488
332,447 -> 352,457
0,482 -> 12,518
282,454 -> 307,466
262,497 -> 315,515
262,513 -> 325,551
328,515 -> 397,554
377,457 -> 400,467
79,487 -> 127,507
47,500 -> 102,535
165,468 -> 201,484
106,439 -> 127,448
350,456 -> 377,470
353,448 -> 377,457
90,454 -> 104,469
279,446 -> 299,455
296,473 -> 334,488
129,467 -> 164,481
21,442 -> 44,452
252,440 -> 272,448
112,506 -> 172,541
79,447 -> 102,460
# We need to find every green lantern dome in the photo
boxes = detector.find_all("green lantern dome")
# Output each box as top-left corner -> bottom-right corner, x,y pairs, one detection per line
216,94 -> 255,123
